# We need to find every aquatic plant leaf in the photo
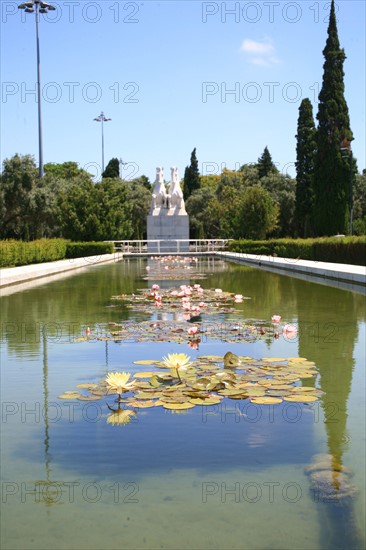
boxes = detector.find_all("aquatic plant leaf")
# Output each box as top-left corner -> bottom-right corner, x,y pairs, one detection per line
189,397 -> 222,405
77,395 -> 102,401
224,351 -> 241,368
129,400 -> 156,408
284,395 -> 318,402
163,402 -> 195,410
133,360 -> 160,365
58,393 -> 81,399
250,396 -> 283,404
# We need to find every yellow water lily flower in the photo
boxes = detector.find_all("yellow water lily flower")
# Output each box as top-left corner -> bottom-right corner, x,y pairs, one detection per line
162,353 -> 192,370
107,409 -> 136,426
105,371 -> 136,394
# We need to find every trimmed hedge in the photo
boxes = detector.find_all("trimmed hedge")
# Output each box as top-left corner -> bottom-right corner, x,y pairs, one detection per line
65,241 -> 114,259
228,237 -> 366,266
0,239 -> 67,268
0,239 -> 114,268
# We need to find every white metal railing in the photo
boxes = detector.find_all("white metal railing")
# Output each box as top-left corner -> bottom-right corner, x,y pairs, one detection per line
104,239 -> 232,254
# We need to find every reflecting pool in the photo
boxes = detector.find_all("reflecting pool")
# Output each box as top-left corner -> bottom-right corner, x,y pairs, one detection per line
1,257 -> 365,549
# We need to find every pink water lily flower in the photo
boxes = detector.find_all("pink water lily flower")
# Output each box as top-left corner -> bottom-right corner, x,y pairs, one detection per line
234,294 -> 243,303
151,284 -> 160,291
198,302 -> 206,308
271,315 -> 281,323
187,326 -> 198,335
215,288 -> 223,294
283,324 -> 298,340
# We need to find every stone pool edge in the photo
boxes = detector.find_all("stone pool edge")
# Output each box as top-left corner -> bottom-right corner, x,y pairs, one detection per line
216,252 -> 366,286
0,253 -> 122,289
1,251 -> 365,292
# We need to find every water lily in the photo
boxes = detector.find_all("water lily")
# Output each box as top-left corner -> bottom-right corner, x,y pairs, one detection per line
234,294 -> 243,303
187,326 -> 198,335
151,284 -> 160,291
105,372 -> 136,395
215,288 -> 223,294
283,323 -> 298,340
145,266 -> 150,271
271,315 -> 281,324
188,340 -> 200,350
107,408 -> 136,426
162,353 -> 192,370
162,353 -> 193,382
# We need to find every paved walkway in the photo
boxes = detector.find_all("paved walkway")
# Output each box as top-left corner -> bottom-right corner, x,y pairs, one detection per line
0,253 -> 122,289
217,252 -> 366,286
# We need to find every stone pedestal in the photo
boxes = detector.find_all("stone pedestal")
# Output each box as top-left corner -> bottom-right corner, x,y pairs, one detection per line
147,211 -> 189,252
147,166 -> 189,252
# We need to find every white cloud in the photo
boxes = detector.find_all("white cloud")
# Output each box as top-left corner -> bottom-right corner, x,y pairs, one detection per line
240,38 -> 281,67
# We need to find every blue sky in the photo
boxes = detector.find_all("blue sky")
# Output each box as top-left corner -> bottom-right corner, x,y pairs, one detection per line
1,1 -> 365,181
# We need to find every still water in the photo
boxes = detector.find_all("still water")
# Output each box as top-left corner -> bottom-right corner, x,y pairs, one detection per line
1,257 -> 365,550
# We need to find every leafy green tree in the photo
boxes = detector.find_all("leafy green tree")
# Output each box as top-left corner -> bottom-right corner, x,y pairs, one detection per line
257,147 -> 277,179
239,186 -> 278,240
353,170 -> 366,235
239,163 -> 260,186
295,99 -> 317,237
183,148 -> 200,200
313,0 -> 354,235
44,162 -> 91,180
132,175 -> 151,190
0,154 -> 38,239
186,187 -> 217,238
260,173 -> 296,237
102,158 -> 120,179
126,180 -> 151,239
56,177 -> 98,241
56,177 -> 132,241
94,178 -> 132,239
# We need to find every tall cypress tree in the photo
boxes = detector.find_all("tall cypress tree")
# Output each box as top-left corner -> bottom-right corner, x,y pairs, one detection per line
183,148 -> 200,201
313,0 -> 353,235
257,146 -> 277,179
295,98 -> 317,237
102,158 -> 120,179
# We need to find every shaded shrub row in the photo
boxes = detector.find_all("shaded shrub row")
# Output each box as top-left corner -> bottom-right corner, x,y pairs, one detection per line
65,241 -> 114,259
0,239 -> 114,268
228,237 -> 366,266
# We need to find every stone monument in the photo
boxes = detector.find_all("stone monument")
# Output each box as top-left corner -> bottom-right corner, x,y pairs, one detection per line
147,166 -> 189,252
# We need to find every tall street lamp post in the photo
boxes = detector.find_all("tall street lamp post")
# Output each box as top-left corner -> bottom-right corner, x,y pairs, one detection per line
119,158 -> 127,179
340,139 -> 354,236
94,112 -> 112,175
18,1 -> 56,179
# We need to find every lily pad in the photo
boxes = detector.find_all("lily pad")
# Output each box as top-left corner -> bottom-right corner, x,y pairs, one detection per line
129,400 -> 156,408
58,392 -> 81,399
163,402 -> 196,410
284,394 -> 319,402
250,396 -> 283,404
